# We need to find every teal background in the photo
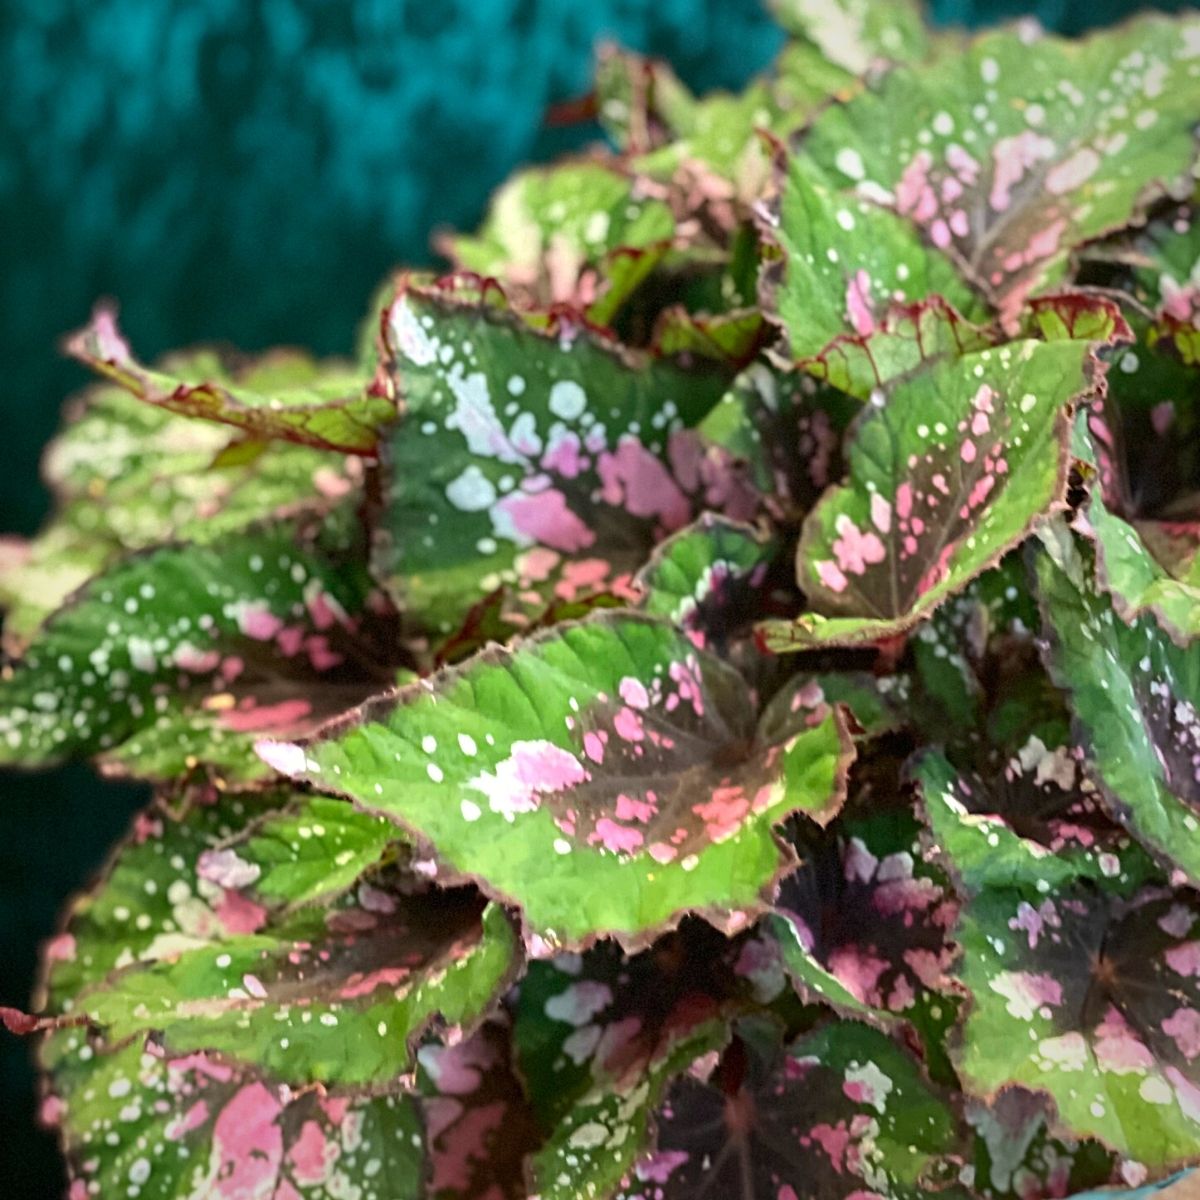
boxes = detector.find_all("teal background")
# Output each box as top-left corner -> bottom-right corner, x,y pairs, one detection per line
0,0 -> 1190,1192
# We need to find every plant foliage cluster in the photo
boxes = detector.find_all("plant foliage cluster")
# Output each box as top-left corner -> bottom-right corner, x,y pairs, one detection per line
4,1 -> 1200,1196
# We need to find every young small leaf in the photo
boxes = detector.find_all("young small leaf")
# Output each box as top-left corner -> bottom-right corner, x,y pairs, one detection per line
67,308 -> 396,453
762,338 -> 1093,649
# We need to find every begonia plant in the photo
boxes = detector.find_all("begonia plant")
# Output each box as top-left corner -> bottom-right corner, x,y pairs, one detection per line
4,1 -> 1200,1197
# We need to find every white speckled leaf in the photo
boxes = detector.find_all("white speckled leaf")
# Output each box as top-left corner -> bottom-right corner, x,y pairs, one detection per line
1035,530 -> 1200,888
0,519 -> 410,782
800,16 -> 1200,325
373,277 -> 746,637
267,613 -> 852,949
41,1034 -> 426,1200
616,1018 -> 962,1199
441,160 -> 675,321
761,337 -> 1092,650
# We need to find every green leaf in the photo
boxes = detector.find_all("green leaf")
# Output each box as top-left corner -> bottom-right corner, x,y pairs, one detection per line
269,613 -> 852,949
761,338 -> 1093,650
694,361 -> 860,520
1035,530 -> 1200,888
616,1018 -> 962,1198
1085,477 -> 1200,645
514,922 -> 743,1130
232,793 -> 401,910
440,161 -> 675,321
372,278 -> 743,636
953,877 -> 1200,1167
765,153 -> 986,365
767,0 -> 930,74
913,748 -> 1153,903
769,796 -> 963,1079
41,788 -> 286,1018
1130,200 -> 1200,318
800,16 -> 1200,323
0,518 -> 411,782
69,884 -> 517,1087
780,670 -> 914,739
0,370 -> 356,652
529,1020 -> 725,1200
42,1034 -> 426,1200
1095,329 -> 1200,527
67,307 -> 396,454
37,782 -> 517,1091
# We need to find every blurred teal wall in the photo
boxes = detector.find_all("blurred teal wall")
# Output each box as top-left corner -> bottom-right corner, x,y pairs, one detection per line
0,0 -> 1190,1193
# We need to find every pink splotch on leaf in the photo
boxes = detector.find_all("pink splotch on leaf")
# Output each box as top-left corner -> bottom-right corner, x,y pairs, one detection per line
493,487 -> 595,553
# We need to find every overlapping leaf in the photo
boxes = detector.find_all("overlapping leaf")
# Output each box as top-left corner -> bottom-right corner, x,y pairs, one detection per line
373,278 -> 747,636
517,924 -> 739,1200
515,923 -> 744,1129
231,793 -> 402,910
768,803 -> 961,1058
800,17 -> 1200,323
635,514 -> 777,642
765,153 -> 987,363
694,361 -> 860,520
71,885 -> 515,1087
417,1020 -> 541,1200
67,308 -> 395,453
1074,217 -> 1200,641
38,786 -> 403,1021
439,160 -> 675,322
34,784 -> 519,1089
264,613 -> 852,949
966,1088 -> 1114,1199
41,1034 -> 427,1200
923,738 -> 1200,1167
762,337 -> 1094,650
1083,476 -> 1200,644
0,518 -> 411,782
953,875 -> 1200,1166
615,1018 -> 963,1199
0,365 -> 358,652
1036,531 -> 1200,887
915,748 -> 1154,899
